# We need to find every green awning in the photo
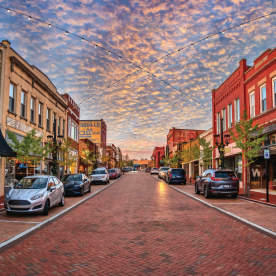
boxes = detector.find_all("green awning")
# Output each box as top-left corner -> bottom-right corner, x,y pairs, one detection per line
0,129 -> 16,157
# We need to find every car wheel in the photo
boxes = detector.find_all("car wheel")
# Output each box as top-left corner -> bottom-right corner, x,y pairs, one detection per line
195,184 -> 200,194
59,194 -> 65,206
231,193 -> 238,198
204,186 -> 210,199
6,210 -> 12,216
88,184 -> 91,193
43,200 -> 50,215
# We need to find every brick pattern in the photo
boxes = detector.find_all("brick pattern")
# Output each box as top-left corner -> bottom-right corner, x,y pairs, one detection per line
0,173 -> 276,275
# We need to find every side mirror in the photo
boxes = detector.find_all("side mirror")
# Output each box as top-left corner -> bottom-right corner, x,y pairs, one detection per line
50,186 -> 56,192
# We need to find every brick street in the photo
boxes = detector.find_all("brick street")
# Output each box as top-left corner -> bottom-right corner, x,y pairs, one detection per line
0,172 -> 276,276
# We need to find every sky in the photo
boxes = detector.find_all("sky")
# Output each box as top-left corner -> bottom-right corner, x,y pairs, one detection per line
0,0 -> 275,159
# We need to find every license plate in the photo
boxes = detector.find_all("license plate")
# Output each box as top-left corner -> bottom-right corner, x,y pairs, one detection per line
223,185 -> 231,188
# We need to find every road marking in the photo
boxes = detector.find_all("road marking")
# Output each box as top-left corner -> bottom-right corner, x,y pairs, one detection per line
0,178 -> 119,250
0,220 -> 38,224
169,185 -> 276,239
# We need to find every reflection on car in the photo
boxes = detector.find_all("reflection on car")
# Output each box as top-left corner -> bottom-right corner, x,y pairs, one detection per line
195,169 -> 239,198
62,173 -> 91,196
5,175 -> 65,216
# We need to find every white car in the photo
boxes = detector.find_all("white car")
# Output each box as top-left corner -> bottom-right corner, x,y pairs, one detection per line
5,175 -> 65,216
158,167 -> 170,179
90,167 -> 109,184
150,167 -> 159,175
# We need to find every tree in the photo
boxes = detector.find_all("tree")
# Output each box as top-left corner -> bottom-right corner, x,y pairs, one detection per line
59,139 -> 77,174
80,149 -> 98,174
7,129 -> 50,176
229,112 -> 266,194
199,137 -> 213,169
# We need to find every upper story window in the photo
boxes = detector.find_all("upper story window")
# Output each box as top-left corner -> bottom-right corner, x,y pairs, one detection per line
9,83 -> 16,113
273,77 -> 276,108
30,97 -> 35,123
58,117 -> 61,136
68,118 -> 78,141
38,102 -> 43,127
53,113 -> 56,134
234,98 -> 240,123
260,84 -> 266,113
249,91 -> 255,118
46,108 -> 51,132
222,108 -> 226,131
63,119 -> 65,136
216,112 -> 220,134
20,91 -> 26,118
227,104 -> 232,128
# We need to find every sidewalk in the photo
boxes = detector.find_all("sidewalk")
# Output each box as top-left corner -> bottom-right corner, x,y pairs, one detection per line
170,182 -> 276,233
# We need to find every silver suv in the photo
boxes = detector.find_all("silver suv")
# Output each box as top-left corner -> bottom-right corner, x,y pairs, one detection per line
5,175 -> 65,215
90,167 -> 109,184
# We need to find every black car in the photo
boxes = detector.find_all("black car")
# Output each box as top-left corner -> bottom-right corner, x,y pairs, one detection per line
195,169 -> 239,198
62,174 -> 91,196
166,168 -> 186,184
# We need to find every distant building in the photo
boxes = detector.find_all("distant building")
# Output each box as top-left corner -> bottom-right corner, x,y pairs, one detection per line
167,128 -> 205,158
151,147 -> 165,168
106,144 -> 117,168
61,93 -> 80,174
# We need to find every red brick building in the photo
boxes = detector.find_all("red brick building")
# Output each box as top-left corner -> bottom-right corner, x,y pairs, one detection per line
167,128 -> 204,157
212,48 -> 276,194
151,146 -> 165,168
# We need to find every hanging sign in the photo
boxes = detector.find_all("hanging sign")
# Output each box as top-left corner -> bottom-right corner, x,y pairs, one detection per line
264,148 -> 270,159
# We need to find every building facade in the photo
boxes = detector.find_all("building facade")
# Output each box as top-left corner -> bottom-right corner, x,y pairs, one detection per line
167,128 -> 204,158
0,40 -> 67,198
61,93 -> 80,174
151,146 -> 165,168
199,128 -> 213,175
106,144 -> 117,168
212,48 -> 276,194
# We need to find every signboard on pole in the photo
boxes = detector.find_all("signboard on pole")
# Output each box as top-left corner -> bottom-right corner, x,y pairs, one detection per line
264,148 -> 270,159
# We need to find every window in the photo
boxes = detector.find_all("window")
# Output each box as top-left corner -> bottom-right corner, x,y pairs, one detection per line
63,119 -> 65,136
20,91 -> 26,118
249,91 -> 255,118
216,112 -> 220,134
46,108 -> 51,131
260,84 -> 266,113
53,113 -> 56,134
58,117 -> 61,136
222,108 -> 226,131
30,97 -> 35,123
227,104 -> 232,128
9,83 -> 16,113
273,77 -> 276,108
235,98 -> 240,122
38,103 -> 43,127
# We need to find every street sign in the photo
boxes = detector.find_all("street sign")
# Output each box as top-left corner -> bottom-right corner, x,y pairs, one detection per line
264,148 -> 270,159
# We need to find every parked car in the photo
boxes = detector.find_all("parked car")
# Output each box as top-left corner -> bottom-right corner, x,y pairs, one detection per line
5,175 -> 64,216
62,173 -> 91,196
115,168 -> 122,177
108,169 -> 117,179
90,167 -> 109,184
145,167 -> 151,173
150,167 -> 159,175
195,169 -> 239,198
158,167 -> 170,179
166,168 -> 186,184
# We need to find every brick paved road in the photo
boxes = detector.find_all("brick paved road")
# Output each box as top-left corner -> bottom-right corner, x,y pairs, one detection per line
0,172 -> 276,276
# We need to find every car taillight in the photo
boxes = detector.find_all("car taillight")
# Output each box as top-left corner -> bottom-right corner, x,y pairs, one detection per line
232,177 -> 239,181
211,177 -> 216,181
169,174 -> 172,178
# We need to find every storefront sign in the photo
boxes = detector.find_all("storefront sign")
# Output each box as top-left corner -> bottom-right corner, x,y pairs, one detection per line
264,148 -> 270,159
79,120 -> 101,144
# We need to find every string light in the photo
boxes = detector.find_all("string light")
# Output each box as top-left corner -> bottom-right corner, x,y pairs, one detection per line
48,23 -> 51,28
28,16 -> 32,21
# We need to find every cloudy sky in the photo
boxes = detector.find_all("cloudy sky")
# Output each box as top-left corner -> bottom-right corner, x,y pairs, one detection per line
0,0 -> 275,159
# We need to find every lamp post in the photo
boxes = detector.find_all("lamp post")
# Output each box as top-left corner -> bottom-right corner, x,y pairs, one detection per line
214,118 -> 230,169
47,120 -> 63,177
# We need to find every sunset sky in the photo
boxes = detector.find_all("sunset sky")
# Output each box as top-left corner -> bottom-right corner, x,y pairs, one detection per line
0,0 -> 275,159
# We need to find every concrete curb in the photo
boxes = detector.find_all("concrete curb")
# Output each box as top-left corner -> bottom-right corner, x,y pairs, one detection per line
169,185 -> 276,239
0,178 -> 119,251
238,195 -> 276,208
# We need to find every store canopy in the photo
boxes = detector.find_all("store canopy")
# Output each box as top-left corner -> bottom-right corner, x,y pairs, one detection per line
0,129 -> 16,157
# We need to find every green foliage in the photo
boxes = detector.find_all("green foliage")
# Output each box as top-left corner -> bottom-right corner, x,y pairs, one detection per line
199,137 -> 213,168
59,139 -> 77,170
229,111 -> 266,167
180,143 -> 200,163
80,149 -> 98,173
7,129 -> 50,165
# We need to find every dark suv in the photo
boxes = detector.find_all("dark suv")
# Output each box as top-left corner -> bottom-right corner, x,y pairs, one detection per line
166,168 -> 186,185
195,169 -> 239,198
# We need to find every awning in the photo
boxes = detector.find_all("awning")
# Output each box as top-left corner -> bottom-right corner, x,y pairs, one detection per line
0,129 -> 16,157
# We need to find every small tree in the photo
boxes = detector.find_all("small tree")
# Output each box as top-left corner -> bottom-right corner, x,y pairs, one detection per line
199,137 -> 213,169
59,139 -> 77,174
7,129 -> 50,176
229,112 -> 266,194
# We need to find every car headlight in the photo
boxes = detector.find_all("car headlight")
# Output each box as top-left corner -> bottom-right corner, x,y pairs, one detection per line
31,193 -> 44,201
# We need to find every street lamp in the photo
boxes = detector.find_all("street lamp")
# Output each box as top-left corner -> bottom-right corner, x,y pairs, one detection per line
214,118 -> 230,169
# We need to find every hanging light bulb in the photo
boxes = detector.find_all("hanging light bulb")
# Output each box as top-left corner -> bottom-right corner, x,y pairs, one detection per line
48,23 -> 52,28
64,31 -> 69,36
7,9 -> 11,13
28,16 -> 32,21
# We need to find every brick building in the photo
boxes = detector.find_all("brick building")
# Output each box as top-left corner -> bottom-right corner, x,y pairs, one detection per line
151,146 -> 165,168
0,40 -> 67,200
78,139 -> 98,174
167,128 -> 204,158
212,48 -> 276,194
106,144 -> 117,168
61,93 -> 80,174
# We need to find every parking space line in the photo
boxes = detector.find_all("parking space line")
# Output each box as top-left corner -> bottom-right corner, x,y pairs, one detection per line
0,220 -> 38,224
0,178 -> 119,251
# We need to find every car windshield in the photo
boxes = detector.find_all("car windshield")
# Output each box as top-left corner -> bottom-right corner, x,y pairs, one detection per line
92,170 -> 106,175
171,169 -> 185,175
14,178 -> 48,189
152,168 -> 158,170
62,174 -> 82,181
108,169 -> 116,173
215,171 -> 235,178
160,167 -> 169,171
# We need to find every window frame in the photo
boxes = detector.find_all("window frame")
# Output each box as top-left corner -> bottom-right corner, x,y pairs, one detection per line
222,108 -> 226,131
272,77 -> 276,108
249,91 -> 255,118
30,97 -> 35,123
227,103 -> 232,128
260,84 -> 267,113
20,90 -> 27,118
216,112 -> 221,134
38,102 -> 43,127
46,108 -> 51,132
234,98 -> 240,123
9,82 -> 16,113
